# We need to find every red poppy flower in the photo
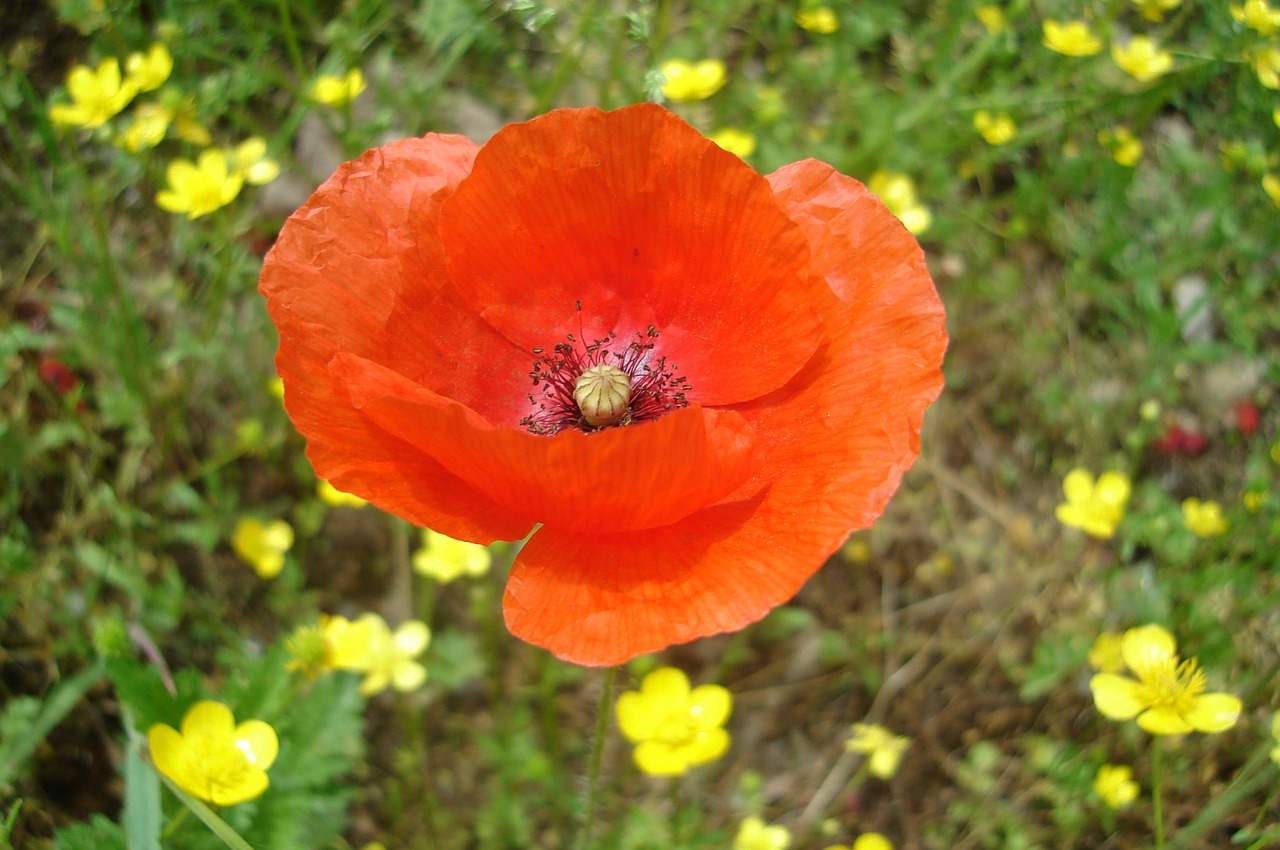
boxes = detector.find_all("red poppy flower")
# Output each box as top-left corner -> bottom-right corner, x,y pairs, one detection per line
259,104 -> 946,666
1232,399 -> 1260,438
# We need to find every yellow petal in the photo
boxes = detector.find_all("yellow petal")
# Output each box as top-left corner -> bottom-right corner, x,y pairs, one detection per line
211,767 -> 269,806
394,621 -> 431,655
146,723 -> 186,781
234,719 -> 280,768
616,690 -> 656,741
683,727 -> 730,766
642,666 -> 691,704
1184,693 -> 1242,733
392,661 -> 427,692
688,683 -> 732,729
1089,673 -> 1146,719
1137,705 -> 1194,735
1062,468 -> 1095,503
633,740 -> 687,776
182,700 -> 236,737
1121,624 -> 1176,673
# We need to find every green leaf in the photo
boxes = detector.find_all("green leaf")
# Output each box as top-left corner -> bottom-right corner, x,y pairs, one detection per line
0,661 -> 103,790
53,815 -> 126,850
123,740 -> 162,850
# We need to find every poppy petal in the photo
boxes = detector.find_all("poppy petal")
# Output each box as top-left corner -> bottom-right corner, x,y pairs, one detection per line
259,134 -> 535,542
438,103 -> 825,406
505,160 -> 945,665
329,352 -> 757,534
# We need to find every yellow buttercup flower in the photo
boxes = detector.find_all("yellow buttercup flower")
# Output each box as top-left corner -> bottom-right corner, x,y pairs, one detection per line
156,149 -> 244,219
308,68 -> 367,107
147,701 -> 278,806
866,171 -> 931,235
172,97 -> 212,145
710,128 -> 757,158
1098,126 -> 1143,166
1250,47 -> 1280,89
231,517 -> 293,579
412,528 -> 491,583
1089,624 -> 1241,735
975,5 -> 1007,34
49,58 -> 138,128
318,612 -> 430,695
973,110 -> 1016,145
1112,36 -> 1173,82
117,101 -> 173,151
1242,490 -> 1264,512
124,43 -> 173,92
822,834 -> 894,850
1270,712 -> 1280,764
1055,468 -> 1130,538
1042,20 -> 1104,56
1274,108 -> 1280,128
844,723 -> 910,779
659,59 -> 727,102
231,137 -> 280,185
1131,0 -> 1181,22
1263,173 -> 1280,207
733,816 -> 791,850
1093,764 -> 1139,808
317,480 -> 368,508
795,7 -> 840,34
616,667 -> 731,776
1181,498 -> 1228,537
355,615 -> 431,695
1233,0 -> 1280,36
284,619 -> 335,679
1088,631 -> 1126,673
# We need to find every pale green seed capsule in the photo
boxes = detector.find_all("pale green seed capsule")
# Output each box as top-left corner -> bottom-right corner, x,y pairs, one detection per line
573,364 -> 632,427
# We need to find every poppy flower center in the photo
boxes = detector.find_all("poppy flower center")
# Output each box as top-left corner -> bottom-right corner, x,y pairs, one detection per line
521,327 -> 692,435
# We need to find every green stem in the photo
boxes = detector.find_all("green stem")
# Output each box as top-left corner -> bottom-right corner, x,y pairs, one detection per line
668,777 -> 682,848
574,666 -> 618,850
1165,744 -> 1278,850
275,0 -> 308,84
1152,737 -> 1164,850
534,0 -> 604,113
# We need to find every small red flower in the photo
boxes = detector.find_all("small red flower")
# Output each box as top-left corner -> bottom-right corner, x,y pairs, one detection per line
259,104 -> 946,665
1233,399 -> 1260,437
38,355 -> 79,394
1153,425 -> 1208,456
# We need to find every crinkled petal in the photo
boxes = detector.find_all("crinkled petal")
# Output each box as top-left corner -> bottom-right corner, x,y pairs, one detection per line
438,103 -> 826,406
234,720 -> 279,769
1090,673 -> 1146,719
260,134 -> 536,543
1184,693 -> 1242,733
505,160 -> 945,665
330,352 -> 756,534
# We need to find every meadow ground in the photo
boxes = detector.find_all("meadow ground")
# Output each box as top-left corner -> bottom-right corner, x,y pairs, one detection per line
2,1 -> 1279,849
